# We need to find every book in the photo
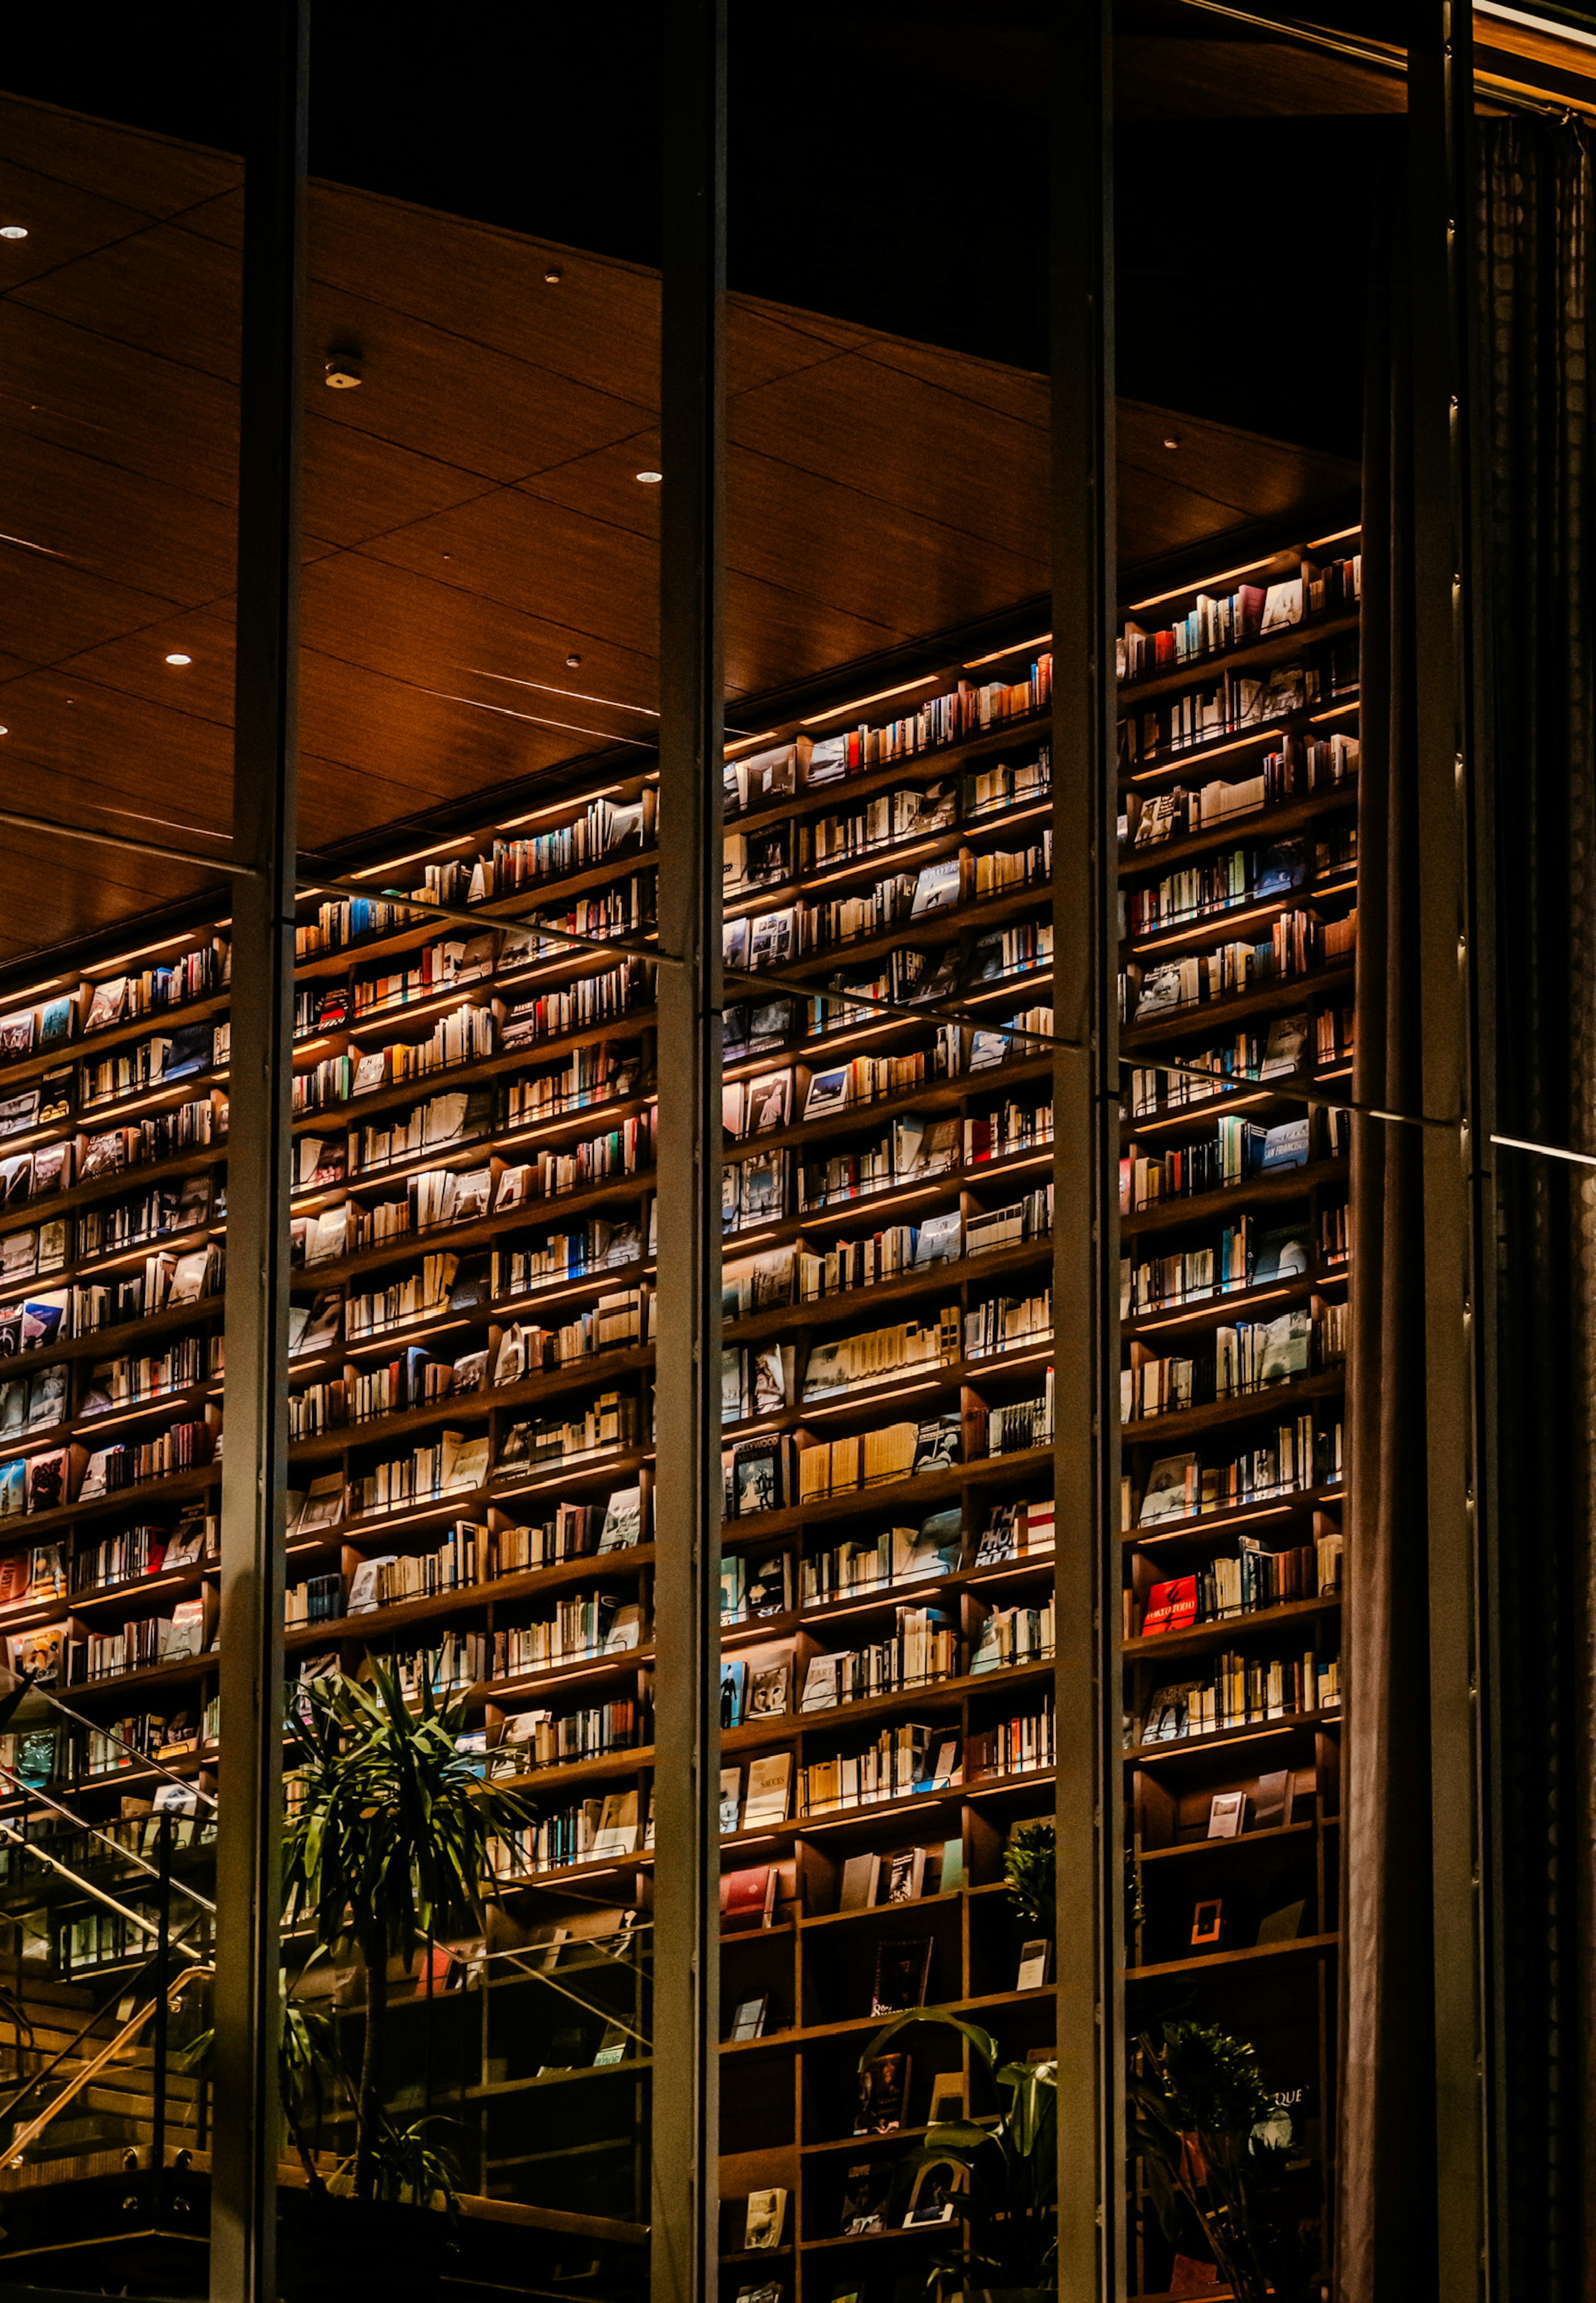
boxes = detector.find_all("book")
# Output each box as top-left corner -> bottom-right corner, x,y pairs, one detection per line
800,1653 -> 843,1712
1139,1451 -> 1198,1524
903,2161 -> 963,2224
729,1994 -> 767,2042
839,1852 -> 879,1911
1259,1117 -> 1310,1171
928,2070 -> 966,2125
742,1552 -> 790,1618
589,1788 -> 639,1859
743,2188 -> 787,2251
1256,1897 -> 1306,1945
720,1659 -> 747,1728
742,1752 -> 792,1830
720,1865 -> 776,1931
854,2049 -> 910,2134
870,1937 -> 933,2016
1142,1576 -> 1199,1636
837,2160 -> 892,2234
747,1662 -> 789,1718
1252,1768 -> 1294,1830
596,1485 -> 642,1551
881,1846 -> 926,1904
1207,1790 -> 1246,1839
719,1768 -> 742,1835
1016,1936 -> 1051,1989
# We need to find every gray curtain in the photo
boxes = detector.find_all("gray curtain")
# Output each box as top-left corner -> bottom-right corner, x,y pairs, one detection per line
1342,113 -> 1596,2303
1339,185 -> 1439,2303
1474,114 -> 1595,2303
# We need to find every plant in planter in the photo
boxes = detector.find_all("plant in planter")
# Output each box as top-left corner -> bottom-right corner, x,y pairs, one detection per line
1002,1822 -> 1055,1931
282,1662 -> 530,2203
1131,2019 -> 1317,2302
860,2009 -> 1056,2299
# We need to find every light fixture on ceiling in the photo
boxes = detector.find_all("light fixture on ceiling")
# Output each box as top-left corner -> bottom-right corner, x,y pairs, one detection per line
165,653 -> 192,667
0,226 -> 27,241
566,652 -> 582,667
1163,435 -> 1180,450
0,727 -> 8,737
544,264 -> 562,284
635,469 -> 663,484
324,353 -> 362,390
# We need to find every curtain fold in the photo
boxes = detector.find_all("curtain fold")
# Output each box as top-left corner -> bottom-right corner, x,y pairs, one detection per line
1338,187 -> 1441,2303
1474,115 -> 1596,2303
1341,113 -> 1596,2303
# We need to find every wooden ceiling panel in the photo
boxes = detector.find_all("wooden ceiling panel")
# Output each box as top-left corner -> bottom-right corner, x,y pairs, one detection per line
0,540 -> 210,668
301,411 -> 505,555
0,95 -> 1358,967
0,430 -> 235,608
727,352 -> 1049,563
726,300 -> 887,399
0,158 -> 174,288
11,218 -> 241,384
0,94 -> 238,219
0,831 -> 226,969
1114,36 -> 1404,120
0,671 -> 233,837
0,300 -> 238,508
723,575 -> 910,709
723,441 -> 1044,658
306,186 -> 660,415
305,276 -> 657,487
852,336 -> 1049,431
50,606 -> 236,732
1117,400 -> 1357,558
348,487 -> 660,700
299,548 -> 660,751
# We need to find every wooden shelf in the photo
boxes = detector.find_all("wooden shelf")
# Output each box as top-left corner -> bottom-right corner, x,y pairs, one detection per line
1116,777 -> 1358,880
1119,1157 -> 1347,1237
1124,1594 -> 1340,1662
1116,608 -> 1359,710
1126,1928 -> 1338,1981
1122,1367 -> 1345,1447
1129,1705 -> 1342,1767
1121,962 -> 1356,1053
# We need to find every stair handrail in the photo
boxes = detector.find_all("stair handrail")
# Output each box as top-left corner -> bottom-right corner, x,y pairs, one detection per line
1,1963 -> 213,2168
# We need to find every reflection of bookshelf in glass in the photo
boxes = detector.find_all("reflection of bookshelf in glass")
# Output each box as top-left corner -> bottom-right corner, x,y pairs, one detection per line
1117,525 -> 1359,2299
712,626 -> 1062,2296
0,618 -> 1063,2230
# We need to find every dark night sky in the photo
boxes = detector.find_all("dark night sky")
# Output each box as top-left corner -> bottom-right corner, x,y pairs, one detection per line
0,1 -> 1399,457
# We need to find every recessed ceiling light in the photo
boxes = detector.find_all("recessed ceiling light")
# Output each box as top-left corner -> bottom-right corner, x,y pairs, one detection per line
1163,435 -> 1180,450
566,652 -> 582,667
165,653 -> 192,666
0,226 -> 27,242
635,470 -> 663,484
0,726 -> 8,736
544,264 -> 562,284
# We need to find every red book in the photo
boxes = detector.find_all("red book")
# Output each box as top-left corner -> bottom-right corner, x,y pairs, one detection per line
1142,1575 -> 1199,1636
720,1864 -> 776,1931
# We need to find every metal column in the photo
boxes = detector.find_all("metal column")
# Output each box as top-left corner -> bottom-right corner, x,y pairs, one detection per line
1050,4 -> 1121,2296
1408,6 -> 1492,2297
650,3 -> 726,2299
210,2 -> 308,2293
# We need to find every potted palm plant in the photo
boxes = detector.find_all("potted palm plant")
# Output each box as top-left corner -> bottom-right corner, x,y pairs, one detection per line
860,2009 -> 1056,2300
281,1661 -> 530,2203
1131,2020 -> 1318,2301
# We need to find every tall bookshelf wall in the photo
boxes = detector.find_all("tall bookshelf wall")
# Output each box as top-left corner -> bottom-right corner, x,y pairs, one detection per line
0,621 -> 1062,2243
713,637 -> 1058,2298
1116,525 -> 1360,2298
0,513 -> 1359,2281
